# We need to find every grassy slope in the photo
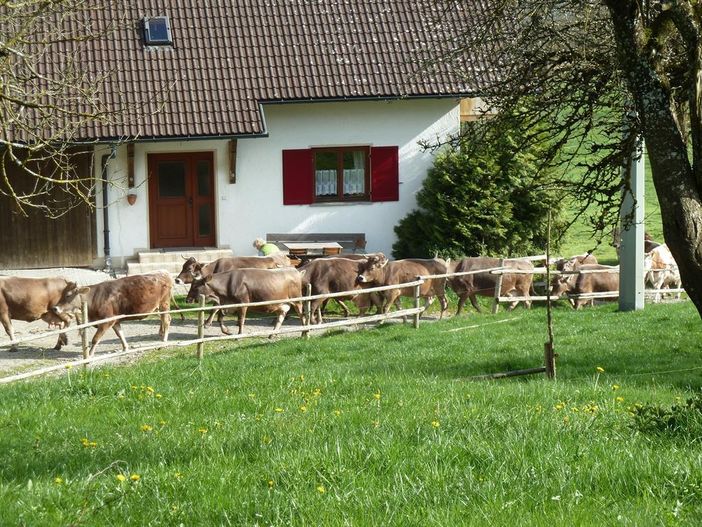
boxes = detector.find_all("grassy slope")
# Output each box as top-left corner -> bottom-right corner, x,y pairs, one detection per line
1,301 -> 701,526
558,156 -> 662,264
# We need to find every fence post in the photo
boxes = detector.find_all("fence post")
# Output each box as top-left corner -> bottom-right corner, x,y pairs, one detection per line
196,294 -> 206,360
80,299 -> 89,362
302,283 -> 312,339
413,279 -> 421,329
492,259 -> 505,314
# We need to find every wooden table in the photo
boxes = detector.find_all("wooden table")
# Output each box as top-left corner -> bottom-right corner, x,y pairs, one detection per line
282,242 -> 343,256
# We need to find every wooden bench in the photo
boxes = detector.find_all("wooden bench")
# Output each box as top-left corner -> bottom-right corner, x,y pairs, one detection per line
267,233 -> 367,258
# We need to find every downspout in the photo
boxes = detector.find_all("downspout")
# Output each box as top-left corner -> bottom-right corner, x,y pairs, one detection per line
101,145 -> 117,277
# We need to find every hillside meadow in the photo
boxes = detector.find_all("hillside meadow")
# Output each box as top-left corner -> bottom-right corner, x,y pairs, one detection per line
1,298 -> 701,526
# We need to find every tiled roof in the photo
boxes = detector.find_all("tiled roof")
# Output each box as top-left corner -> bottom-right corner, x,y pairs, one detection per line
49,1 -> 496,140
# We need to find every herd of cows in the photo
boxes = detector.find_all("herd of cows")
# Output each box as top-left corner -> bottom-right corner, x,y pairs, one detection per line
0,240 -> 683,357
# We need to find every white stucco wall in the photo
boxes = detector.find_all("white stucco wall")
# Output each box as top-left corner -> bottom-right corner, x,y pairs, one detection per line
95,98 -> 460,265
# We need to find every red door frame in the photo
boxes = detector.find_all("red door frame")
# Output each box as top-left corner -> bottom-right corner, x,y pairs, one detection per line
147,152 -> 216,248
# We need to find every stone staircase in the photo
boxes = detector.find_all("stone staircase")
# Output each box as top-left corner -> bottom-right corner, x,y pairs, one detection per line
126,248 -> 234,276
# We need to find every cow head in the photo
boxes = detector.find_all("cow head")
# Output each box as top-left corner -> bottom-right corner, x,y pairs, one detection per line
51,282 -> 91,322
356,255 -> 388,285
185,275 -> 218,304
175,256 -> 205,284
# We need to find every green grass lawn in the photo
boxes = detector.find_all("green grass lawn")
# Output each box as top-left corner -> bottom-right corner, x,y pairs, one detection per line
1,300 -> 701,525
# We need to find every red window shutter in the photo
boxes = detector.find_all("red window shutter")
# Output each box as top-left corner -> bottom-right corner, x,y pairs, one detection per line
370,146 -> 399,202
282,149 -> 313,205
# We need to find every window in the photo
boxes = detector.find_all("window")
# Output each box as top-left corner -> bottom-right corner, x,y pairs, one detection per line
282,146 -> 399,205
313,147 -> 369,202
143,16 -> 172,46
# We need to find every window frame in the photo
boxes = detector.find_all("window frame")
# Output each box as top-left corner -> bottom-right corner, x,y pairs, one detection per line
311,146 -> 371,203
143,16 -> 173,46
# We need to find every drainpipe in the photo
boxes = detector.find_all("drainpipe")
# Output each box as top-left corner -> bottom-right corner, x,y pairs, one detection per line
101,145 -> 117,277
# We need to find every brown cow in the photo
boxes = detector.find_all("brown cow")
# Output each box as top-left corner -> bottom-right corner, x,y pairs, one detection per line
0,276 -> 70,351
175,253 -> 292,285
299,257 -> 383,324
447,257 -> 534,315
51,271 -> 173,356
570,264 -> 619,310
355,256 -> 449,319
185,267 -> 305,335
550,253 -> 598,306
644,244 -> 681,303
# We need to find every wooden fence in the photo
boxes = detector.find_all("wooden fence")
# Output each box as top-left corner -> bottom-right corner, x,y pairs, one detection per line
0,255 -> 688,384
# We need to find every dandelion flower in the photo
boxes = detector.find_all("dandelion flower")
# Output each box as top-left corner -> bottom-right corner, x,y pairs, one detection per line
554,403 -> 565,411
175,472 -> 183,480
333,409 -> 341,417
299,405 -> 307,413
54,477 -> 63,485
130,474 -> 141,482
612,384 -> 620,391
268,480 -> 274,489
140,424 -> 153,432
373,391 -> 381,400
317,485 -> 326,494
198,427 -> 208,434
431,420 -> 440,428
616,396 -> 624,403
596,366 -> 605,373
274,408 -> 284,413
116,474 -> 126,482
146,386 -> 155,393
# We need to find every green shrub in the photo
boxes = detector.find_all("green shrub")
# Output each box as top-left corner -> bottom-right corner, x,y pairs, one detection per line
393,120 -> 564,259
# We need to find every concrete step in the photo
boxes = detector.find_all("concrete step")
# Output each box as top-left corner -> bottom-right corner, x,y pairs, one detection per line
136,248 -> 233,264
127,248 -> 234,276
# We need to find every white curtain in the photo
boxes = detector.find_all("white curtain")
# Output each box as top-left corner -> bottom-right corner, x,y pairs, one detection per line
315,169 -> 337,196
343,151 -> 365,195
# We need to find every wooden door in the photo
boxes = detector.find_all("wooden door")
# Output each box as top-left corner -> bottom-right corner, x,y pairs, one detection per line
148,152 -> 216,248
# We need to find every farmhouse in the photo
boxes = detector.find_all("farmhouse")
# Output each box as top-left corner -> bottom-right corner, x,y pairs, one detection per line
0,1 -> 491,271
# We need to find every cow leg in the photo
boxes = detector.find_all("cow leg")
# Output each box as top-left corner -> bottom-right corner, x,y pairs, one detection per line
159,312 -> 171,342
310,299 -> 324,324
438,295 -> 448,319
88,323 -> 113,356
271,304 -> 290,336
218,309 -> 232,335
237,306 -> 248,335
335,299 -> 352,317
204,308 -> 219,328
468,294 -> 482,313
112,322 -> 130,351
55,322 -> 69,350
1,313 -> 17,352
456,294 -> 468,316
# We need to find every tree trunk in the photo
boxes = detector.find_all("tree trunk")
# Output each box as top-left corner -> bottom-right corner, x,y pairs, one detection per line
605,0 -> 702,317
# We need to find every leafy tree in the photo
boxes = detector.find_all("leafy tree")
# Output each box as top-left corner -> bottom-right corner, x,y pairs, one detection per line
393,119 -> 563,259
422,0 -> 702,318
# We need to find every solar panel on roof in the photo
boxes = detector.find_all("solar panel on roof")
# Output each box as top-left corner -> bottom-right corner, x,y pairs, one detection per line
143,16 -> 172,46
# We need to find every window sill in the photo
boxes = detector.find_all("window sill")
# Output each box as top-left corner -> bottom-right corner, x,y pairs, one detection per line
309,201 -> 374,207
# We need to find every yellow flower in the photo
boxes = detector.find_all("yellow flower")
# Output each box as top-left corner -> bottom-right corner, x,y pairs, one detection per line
431,420 -> 440,428
248,393 -> 256,399
175,472 -> 183,480
140,424 -> 153,432
198,427 -> 208,434
373,391 -> 381,400
333,409 -> 341,417
372,419 -> 380,428
130,474 -> 141,482
155,394 -> 163,399
54,477 -> 63,485
616,396 -> 624,403
312,388 -> 322,397
563,416 -> 570,424
268,480 -> 274,489
64,365 -> 73,370
596,366 -> 605,373
146,386 -> 155,393
612,384 -> 620,391
554,403 -> 565,411
316,485 -> 326,494
275,408 -> 284,413
299,405 -> 307,413
159,420 -> 167,426
116,474 -> 126,482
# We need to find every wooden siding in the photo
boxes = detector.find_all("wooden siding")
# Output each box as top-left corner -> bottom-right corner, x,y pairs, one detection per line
0,151 -> 97,269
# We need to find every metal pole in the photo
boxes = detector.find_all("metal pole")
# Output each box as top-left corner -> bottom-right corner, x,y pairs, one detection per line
81,300 -> 89,362
196,294 -> 205,360
619,139 -> 645,311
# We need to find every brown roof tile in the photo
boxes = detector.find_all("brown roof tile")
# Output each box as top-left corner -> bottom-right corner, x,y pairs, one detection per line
20,1 -> 494,141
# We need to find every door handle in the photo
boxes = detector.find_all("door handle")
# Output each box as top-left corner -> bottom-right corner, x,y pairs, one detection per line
188,197 -> 193,207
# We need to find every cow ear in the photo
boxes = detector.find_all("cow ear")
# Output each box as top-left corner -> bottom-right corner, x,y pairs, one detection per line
204,274 -> 213,283
298,269 -> 307,277
77,286 -> 91,295
380,259 -> 389,268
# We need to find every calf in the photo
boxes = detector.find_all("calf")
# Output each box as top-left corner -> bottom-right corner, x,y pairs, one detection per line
550,253 -> 598,306
185,267 -> 305,335
447,257 -> 534,315
175,254 -> 291,285
355,256 -> 449,319
300,257 -> 383,324
0,276 -> 70,351
51,271 -> 173,356
644,244 -> 681,303
570,264 -> 619,309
